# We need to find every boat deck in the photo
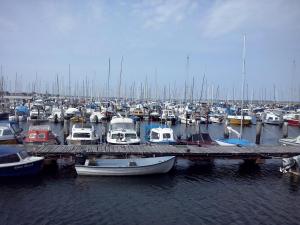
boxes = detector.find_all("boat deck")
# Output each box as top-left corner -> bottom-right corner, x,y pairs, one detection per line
20,144 -> 300,160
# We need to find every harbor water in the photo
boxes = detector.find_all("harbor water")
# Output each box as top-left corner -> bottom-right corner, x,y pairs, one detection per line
1,122 -> 300,225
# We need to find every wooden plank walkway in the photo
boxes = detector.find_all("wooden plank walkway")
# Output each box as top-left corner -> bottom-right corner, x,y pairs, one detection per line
21,144 -> 300,159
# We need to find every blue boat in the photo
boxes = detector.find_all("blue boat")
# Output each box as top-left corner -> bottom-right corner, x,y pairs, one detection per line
0,147 -> 44,177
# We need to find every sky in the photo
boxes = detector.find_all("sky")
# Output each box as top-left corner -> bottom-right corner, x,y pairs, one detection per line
0,0 -> 300,101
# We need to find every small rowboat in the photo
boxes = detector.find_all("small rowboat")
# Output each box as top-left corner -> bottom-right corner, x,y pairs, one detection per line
75,156 -> 176,176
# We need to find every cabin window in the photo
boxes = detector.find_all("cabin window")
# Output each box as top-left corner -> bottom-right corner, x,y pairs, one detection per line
29,133 -> 37,138
3,129 -> 13,136
38,133 -> 46,139
163,133 -> 171,139
151,132 -> 159,140
111,123 -> 134,130
112,133 -> 124,139
19,150 -> 28,159
125,133 -> 136,139
73,133 -> 91,138
0,154 -> 20,164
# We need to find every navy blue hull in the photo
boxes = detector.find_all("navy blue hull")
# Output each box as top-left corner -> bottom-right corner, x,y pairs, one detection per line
0,159 -> 43,177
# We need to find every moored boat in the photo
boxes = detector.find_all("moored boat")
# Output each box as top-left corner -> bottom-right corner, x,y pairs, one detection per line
0,147 -> 44,177
279,135 -> 300,146
24,125 -> 60,145
107,116 -> 140,145
67,123 -> 100,145
75,156 -> 176,176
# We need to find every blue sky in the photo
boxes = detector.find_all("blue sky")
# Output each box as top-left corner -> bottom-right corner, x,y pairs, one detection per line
0,0 -> 299,101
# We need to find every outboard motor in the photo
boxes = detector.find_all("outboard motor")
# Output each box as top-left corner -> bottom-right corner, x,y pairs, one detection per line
280,156 -> 300,174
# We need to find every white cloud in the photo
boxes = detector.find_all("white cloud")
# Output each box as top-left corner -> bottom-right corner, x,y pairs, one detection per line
132,0 -> 198,29
201,0 -> 300,38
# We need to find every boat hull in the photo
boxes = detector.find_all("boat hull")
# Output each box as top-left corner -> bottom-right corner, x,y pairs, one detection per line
0,139 -> 19,145
287,119 -> 300,127
0,158 -> 44,177
75,156 -> 176,176
228,118 -> 251,125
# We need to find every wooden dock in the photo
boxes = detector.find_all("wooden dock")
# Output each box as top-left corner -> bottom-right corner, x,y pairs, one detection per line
22,144 -> 300,160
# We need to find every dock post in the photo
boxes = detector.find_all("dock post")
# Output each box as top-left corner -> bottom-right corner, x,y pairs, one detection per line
185,112 -> 188,127
136,121 -> 141,137
224,120 -> 229,139
255,121 -> 262,145
63,119 -> 70,144
282,121 -> 288,138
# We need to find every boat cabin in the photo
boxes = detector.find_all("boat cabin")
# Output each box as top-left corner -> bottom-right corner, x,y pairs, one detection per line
67,124 -> 99,145
24,125 -> 60,145
149,127 -> 176,144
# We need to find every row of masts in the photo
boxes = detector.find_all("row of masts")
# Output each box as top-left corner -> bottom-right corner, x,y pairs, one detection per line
0,57 -> 298,102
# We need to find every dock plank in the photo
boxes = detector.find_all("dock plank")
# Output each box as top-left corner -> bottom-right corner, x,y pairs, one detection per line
21,144 -> 300,159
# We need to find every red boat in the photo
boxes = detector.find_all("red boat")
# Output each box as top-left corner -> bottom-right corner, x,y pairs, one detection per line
285,113 -> 300,127
24,125 -> 60,145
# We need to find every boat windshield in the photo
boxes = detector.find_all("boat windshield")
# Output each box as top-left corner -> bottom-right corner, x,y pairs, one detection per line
19,150 -> 28,159
163,133 -> 171,139
111,123 -> 134,130
73,133 -> 91,138
125,133 -> 136,139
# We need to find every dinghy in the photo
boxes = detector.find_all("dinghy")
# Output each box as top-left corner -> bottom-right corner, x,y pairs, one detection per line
279,135 -> 300,146
75,156 -> 176,176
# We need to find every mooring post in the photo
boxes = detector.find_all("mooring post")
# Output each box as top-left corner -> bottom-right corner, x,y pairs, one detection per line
255,121 -> 263,145
136,121 -> 141,137
282,121 -> 288,138
63,118 -> 70,144
185,112 -> 188,127
224,119 -> 229,139
148,109 -> 150,124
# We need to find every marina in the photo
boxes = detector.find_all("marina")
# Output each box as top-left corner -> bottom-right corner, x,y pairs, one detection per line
1,1 -> 300,224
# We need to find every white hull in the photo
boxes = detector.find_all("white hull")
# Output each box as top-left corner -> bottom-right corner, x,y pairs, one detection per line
279,139 -> 300,146
215,140 -> 236,146
75,156 -> 176,176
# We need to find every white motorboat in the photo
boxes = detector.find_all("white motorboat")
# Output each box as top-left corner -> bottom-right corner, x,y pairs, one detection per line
66,124 -> 100,145
178,112 -> 196,125
160,109 -> 176,124
64,107 -> 80,119
48,108 -> 63,123
149,127 -> 176,144
263,111 -> 283,126
75,156 -> 176,176
89,111 -> 105,123
279,136 -> 300,146
28,105 -> 48,122
107,116 -> 140,145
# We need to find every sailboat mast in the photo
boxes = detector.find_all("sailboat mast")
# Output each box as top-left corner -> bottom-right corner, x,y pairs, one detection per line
68,64 -> 71,97
107,58 -> 110,99
118,56 -> 123,99
240,34 -> 246,138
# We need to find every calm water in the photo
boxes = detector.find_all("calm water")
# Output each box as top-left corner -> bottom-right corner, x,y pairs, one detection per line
1,122 -> 300,225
